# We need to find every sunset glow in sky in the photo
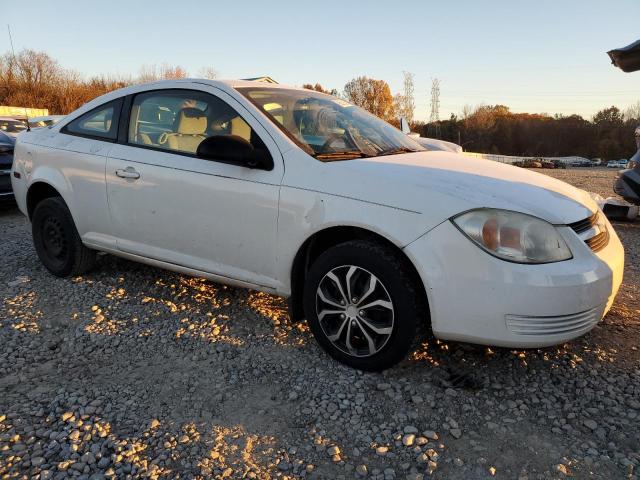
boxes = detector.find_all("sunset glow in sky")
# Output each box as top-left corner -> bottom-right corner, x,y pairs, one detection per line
4,0 -> 639,121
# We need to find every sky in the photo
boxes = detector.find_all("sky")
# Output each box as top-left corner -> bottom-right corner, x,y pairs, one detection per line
3,0 -> 639,121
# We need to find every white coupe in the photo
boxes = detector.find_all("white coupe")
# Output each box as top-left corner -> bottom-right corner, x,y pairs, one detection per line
11,79 -> 624,370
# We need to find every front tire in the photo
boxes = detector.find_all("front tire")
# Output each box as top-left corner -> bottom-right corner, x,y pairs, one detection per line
32,197 -> 96,277
303,240 -> 425,371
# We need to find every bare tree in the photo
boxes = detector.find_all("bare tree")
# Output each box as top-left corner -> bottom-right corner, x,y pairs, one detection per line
197,67 -> 218,79
624,101 -> 640,122
302,83 -> 331,94
138,63 -> 188,83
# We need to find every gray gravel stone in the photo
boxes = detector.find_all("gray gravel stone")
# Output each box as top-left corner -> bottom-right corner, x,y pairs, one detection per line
0,170 -> 637,480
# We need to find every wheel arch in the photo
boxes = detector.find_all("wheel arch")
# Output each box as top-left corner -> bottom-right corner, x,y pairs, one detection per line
26,180 -> 68,220
26,181 -> 66,220
288,225 -> 429,324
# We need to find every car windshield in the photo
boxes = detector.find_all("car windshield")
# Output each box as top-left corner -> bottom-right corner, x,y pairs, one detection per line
0,119 -> 27,133
237,87 -> 425,160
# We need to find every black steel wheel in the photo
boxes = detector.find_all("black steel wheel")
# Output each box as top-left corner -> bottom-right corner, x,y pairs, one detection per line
32,197 -> 96,277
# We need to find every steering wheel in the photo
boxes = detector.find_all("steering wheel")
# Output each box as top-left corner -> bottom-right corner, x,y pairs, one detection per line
320,132 -> 351,152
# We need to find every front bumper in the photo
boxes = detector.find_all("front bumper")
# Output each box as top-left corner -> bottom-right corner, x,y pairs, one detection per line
404,216 -> 624,348
0,169 -> 13,200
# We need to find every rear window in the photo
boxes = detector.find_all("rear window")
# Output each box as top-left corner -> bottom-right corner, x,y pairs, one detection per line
62,99 -> 123,141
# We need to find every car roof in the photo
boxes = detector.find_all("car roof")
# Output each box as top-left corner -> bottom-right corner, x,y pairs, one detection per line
58,79 -> 312,126
101,78 -> 305,99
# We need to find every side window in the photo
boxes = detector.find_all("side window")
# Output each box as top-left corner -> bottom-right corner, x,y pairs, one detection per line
63,99 -> 122,141
128,89 -> 265,156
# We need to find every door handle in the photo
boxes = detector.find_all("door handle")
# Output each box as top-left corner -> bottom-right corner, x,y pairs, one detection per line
115,167 -> 140,179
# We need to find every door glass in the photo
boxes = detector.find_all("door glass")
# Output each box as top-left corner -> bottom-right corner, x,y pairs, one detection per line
128,89 -> 262,156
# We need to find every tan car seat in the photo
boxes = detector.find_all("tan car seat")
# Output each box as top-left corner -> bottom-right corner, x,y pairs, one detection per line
159,108 -> 208,153
137,133 -> 153,145
230,116 -> 252,142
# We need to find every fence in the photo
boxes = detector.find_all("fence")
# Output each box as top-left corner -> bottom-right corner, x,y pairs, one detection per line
463,152 -> 590,165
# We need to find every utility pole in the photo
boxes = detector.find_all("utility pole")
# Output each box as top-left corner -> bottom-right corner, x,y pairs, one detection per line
429,78 -> 441,138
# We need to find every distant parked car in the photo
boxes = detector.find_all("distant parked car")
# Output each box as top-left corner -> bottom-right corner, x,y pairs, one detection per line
607,160 -> 628,168
614,126 -> 640,204
541,160 -> 555,169
0,117 -> 28,138
28,115 -> 66,129
413,136 -> 463,154
0,130 -> 15,201
521,159 -> 543,168
400,119 -> 463,153
552,160 -> 567,169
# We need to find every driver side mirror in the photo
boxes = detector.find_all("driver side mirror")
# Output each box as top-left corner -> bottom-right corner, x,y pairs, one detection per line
196,135 -> 273,170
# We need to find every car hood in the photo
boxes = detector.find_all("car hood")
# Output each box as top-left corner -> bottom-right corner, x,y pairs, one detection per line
309,151 -> 597,226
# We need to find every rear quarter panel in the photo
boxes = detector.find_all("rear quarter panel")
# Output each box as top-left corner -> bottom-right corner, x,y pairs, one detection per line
13,130 -> 113,247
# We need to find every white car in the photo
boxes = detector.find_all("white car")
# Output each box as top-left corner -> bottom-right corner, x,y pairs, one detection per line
608,160 -> 628,169
0,116 -> 28,137
11,80 -> 624,370
28,115 -> 66,129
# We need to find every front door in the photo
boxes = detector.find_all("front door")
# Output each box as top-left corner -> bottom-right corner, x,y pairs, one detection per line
106,87 -> 283,289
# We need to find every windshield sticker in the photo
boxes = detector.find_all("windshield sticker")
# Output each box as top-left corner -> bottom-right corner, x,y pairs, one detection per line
332,98 -> 354,108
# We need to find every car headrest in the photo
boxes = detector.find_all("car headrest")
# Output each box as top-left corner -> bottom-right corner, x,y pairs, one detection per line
175,108 -> 207,135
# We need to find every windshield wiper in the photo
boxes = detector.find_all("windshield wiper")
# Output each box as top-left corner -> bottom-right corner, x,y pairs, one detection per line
315,150 -> 373,161
377,147 -> 421,156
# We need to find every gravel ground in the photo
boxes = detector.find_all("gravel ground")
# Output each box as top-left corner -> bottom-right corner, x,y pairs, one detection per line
0,168 -> 638,480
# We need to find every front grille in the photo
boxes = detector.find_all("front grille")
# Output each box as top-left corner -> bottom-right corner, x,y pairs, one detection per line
505,305 -> 602,336
567,212 -> 609,252
568,212 -> 598,234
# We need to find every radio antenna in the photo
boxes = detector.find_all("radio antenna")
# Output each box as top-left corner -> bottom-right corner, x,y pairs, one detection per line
7,24 -> 30,130
7,24 -> 15,56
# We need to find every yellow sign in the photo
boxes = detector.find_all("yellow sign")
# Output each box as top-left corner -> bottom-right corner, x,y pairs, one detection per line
0,106 -> 49,117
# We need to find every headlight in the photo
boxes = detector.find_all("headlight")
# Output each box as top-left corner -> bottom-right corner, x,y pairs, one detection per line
452,208 -> 572,264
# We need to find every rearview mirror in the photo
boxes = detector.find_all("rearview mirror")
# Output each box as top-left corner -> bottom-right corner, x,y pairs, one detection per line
196,135 -> 273,170
400,117 -> 410,134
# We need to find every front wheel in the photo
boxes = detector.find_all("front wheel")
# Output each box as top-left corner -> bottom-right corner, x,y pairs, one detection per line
303,240 -> 426,371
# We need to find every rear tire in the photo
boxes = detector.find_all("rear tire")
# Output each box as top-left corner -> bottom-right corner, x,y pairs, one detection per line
32,197 -> 96,277
303,240 -> 426,371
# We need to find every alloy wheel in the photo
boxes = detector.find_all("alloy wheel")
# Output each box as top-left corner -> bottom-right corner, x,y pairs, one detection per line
315,265 -> 394,357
